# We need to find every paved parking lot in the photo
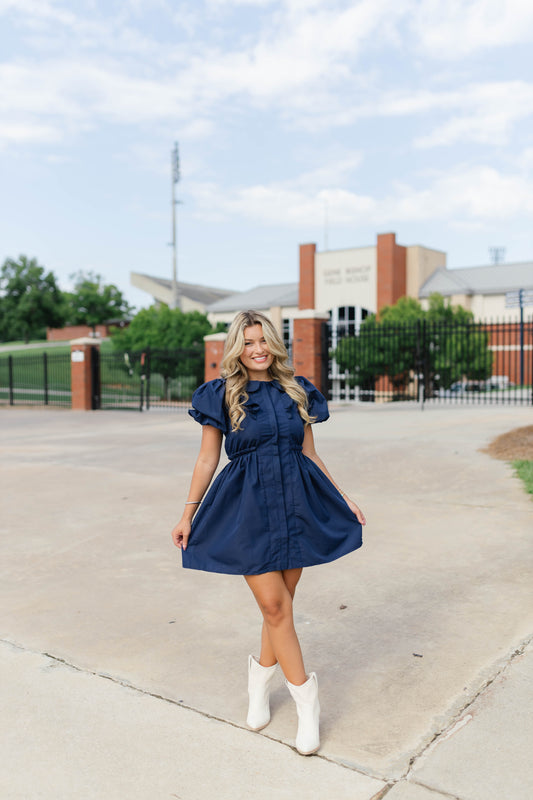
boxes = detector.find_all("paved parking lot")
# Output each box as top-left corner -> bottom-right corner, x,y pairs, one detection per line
1,404 -> 532,799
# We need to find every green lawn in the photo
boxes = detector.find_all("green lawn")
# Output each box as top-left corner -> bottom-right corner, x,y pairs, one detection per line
0,340 -> 115,358
513,460 -> 533,496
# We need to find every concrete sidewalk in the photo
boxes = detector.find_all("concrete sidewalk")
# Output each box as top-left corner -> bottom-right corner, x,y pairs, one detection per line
1,404 -> 532,799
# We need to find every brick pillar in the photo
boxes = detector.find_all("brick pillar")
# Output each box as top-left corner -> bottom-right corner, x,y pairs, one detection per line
299,243 -> 316,309
204,333 -> 227,382
70,337 -> 100,410
377,232 -> 406,312
292,312 -> 329,394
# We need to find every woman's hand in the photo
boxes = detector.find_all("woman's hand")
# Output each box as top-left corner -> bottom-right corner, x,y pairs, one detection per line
345,497 -> 366,526
171,518 -> 191,550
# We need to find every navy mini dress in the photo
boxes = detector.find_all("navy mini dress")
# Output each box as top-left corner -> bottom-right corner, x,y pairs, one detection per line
182,376 -> 363,576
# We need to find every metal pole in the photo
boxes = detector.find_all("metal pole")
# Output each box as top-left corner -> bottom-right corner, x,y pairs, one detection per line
519,290 -> 524,387
139,352 -> 144,413
8,355 -> 14,405
417,319 -> 425,410
171,142 -> 180,310
146,347 -> 151,411
43,352 -> 49,405
171,171 -> 177,308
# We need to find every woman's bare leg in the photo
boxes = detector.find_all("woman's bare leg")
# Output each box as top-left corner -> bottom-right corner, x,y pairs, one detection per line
245,568 -> 306,685
259,568 -> 302,667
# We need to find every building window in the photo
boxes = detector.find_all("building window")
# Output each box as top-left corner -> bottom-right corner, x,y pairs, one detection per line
328,306 -> 369,401
330,306 -> 364,339
282,318 -> 293,362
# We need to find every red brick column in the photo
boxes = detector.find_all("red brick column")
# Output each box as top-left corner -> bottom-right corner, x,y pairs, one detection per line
299,243 -> 317,309
204,333 -> 227,382
292,313 -> 329,394
377,232 -> 406,312
70,337 -> 100,410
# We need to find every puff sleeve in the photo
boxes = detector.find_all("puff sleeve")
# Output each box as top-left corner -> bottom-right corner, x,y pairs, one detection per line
188,379 -> 227,432
295,376 -> 330,423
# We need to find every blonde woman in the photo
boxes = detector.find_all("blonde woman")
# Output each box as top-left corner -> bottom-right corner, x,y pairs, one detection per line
171,310 -> 365,755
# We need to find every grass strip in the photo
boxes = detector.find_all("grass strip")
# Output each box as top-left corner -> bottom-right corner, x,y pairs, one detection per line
512,460 -> 533,496
0,341 -> 115,358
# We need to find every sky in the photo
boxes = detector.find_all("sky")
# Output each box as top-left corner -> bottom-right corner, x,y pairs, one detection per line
1,0 -> 533,311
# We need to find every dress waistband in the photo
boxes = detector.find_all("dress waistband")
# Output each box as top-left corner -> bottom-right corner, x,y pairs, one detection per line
228,444 -> 302,460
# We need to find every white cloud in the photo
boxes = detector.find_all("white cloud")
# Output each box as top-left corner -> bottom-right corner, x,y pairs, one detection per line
3,0 -> 530,155
411,0 -> 533,59
0,121 -> 60,147
413,82 -> 533,148
190,180 -> 376,227
333,82 -> 533,148
0,55 -> 218,149
2,0 -> 533,223
0,1 -> 390,148
189,164 -> 533,228
292,155 -> 364,191
516,148 -> 533,172
425,166 -> 533,219
374,165 -> 533,223
0,0 -> 76,25
206,0 -> 276,6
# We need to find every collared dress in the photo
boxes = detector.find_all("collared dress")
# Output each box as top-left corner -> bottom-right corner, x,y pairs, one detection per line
181,376 -> 363,576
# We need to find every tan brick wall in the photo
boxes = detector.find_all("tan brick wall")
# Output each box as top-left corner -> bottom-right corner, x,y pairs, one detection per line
377,232 -> 406,312
70,343 -> 98,410
292,317 -> 327,394
48,324 -> 110,341
204,339 -> 226,382
299,243 -> 316,310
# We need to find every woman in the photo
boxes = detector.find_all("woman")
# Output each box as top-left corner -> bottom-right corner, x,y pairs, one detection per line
171,310 -> 365,755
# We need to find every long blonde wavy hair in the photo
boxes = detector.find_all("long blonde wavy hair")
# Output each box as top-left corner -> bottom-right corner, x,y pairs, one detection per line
221,310 -> 314,432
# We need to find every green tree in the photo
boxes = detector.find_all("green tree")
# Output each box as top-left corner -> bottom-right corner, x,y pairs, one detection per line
65,271 -> 133,332
0,255 -> 66,342
335,293 -> 493,398
424,294 -> 493,390
112,305 -> 222,399
111,305 -> 219,350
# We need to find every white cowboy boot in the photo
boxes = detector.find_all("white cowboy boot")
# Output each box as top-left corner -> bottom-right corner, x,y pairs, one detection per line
286,672 -> 320,755
247,655 -> 277,731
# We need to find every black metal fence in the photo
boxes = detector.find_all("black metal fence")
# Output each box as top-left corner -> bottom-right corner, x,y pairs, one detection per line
98,346 -> 204,411
0,352 -> 72,407
329,319 -> 533,406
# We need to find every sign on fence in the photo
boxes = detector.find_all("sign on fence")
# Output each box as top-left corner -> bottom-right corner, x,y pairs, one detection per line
505,289 -> 533,308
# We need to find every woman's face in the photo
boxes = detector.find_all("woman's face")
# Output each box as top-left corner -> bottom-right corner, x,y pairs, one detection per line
240,324 -> 274,380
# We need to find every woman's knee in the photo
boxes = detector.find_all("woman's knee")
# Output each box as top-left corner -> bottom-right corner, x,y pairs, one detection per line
260,595 -> 292,627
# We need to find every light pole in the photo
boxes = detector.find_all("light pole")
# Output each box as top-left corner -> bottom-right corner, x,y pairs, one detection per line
170,141 -> 180,309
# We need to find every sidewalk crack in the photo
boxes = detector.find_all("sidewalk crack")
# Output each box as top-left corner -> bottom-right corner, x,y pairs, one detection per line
403,633 -> 533,780
0,638 -> 389,785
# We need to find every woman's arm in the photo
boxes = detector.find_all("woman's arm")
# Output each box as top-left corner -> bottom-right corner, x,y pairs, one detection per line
171,424 -> 223,550
302,425 -> 366,526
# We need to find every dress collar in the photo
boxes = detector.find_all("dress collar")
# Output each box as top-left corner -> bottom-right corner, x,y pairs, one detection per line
246,379 -> 283,394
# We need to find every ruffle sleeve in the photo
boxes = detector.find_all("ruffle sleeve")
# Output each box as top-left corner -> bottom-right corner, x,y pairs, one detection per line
188,379 -> 227,432
295,376 -> 330,423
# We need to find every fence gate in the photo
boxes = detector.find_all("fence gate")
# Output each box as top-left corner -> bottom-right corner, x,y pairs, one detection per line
327,318 -> 533,406
90,346 -> 101,410
98,346 -> 204,411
